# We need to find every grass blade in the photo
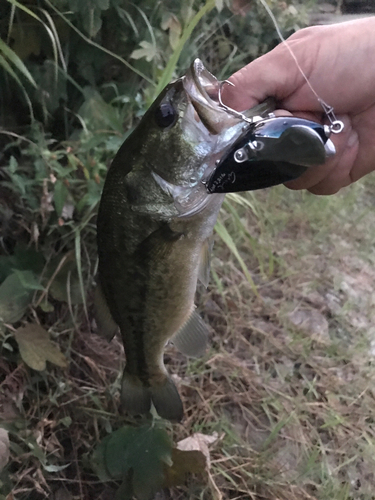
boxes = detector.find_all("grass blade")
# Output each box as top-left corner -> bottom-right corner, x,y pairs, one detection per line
215,219 -> 258,296
75,229 -> 88,321
152,0 -> 216,100
0,38 -> 36,87
40,8 -> 67,73
43,0 -> 155,86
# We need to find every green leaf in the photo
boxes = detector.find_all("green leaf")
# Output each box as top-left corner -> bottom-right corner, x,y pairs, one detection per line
92,424 -> 173,500
47,258 -> 83,305
76,179 -> 102,212
0,37 -> 37,87
8,156 -> 18,174
0,272 -> 34,325
152,0 -> 215,100
130,41 -> 157,62
54,180 -> 69,216
161,13 -> 182,50
13,323 -> 68,371
13,269 -> 44,291
68,0 -> 110,37
78,87 -> 123,132
215,0 -> 224,12
0,246 -> 45,283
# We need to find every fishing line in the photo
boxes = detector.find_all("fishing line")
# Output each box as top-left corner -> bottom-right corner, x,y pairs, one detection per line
193,0 -> 344,134
254,0 -> 344,133
210,0 -> 344,134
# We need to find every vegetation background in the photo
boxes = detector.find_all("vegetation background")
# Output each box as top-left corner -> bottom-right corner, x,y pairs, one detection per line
1,0 -> 375,499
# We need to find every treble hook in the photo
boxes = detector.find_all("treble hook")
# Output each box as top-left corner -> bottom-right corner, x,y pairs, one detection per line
217,81 -> 256,124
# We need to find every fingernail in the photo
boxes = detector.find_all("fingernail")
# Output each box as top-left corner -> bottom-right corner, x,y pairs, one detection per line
347,129 -> 358,148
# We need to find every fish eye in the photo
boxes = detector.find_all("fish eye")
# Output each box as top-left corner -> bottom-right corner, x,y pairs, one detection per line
155,101 -> 177,128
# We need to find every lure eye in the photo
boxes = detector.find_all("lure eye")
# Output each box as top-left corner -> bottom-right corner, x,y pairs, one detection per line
155,102 -> 177,128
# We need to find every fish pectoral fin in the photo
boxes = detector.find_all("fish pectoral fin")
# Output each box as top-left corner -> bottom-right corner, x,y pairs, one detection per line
171,308 -> 209,358
198,235 -> 214,288
93,280 -> 119,341
136,223 -> 183,260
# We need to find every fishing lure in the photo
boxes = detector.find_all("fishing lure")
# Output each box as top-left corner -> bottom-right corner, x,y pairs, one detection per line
204,78 -> 344,194
205,113 -> 337,193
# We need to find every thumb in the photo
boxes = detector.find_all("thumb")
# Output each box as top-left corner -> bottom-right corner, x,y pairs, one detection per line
222,40 -> 315,112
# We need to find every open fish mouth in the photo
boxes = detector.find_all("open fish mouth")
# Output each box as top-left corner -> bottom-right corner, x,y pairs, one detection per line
184,58 -> 221,106
182,58 -> 242,134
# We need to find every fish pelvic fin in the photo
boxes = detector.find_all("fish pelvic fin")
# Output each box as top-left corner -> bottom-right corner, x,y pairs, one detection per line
171,308 -> 209,358
150,376 -> 183,422
121,371 -> 152,416
93,280 -> 119,341
121,371 -> 183,422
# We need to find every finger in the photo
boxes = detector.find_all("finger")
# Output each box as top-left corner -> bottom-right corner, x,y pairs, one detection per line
307,134 -> 358,195
284,115 -> 356,191
222,32 -> 325,112
222,44 -> 305,111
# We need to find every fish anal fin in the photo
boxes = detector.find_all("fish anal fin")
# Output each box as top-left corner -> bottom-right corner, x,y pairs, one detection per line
150,376 -> 183,422
198,235 -> 214,288
93,281 -> 119,341
171,308 -> 209,358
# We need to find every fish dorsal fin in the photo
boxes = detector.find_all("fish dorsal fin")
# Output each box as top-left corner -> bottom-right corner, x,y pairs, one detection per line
93,280 -> 119,341
198,235 -> 214,288
171,308 -> 209,357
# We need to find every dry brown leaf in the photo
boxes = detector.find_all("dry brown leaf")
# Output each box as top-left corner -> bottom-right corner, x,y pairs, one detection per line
14,323 -> 68,371
163,448 -> 206,488
161,13 -> 182,50
177,432 -> 218,469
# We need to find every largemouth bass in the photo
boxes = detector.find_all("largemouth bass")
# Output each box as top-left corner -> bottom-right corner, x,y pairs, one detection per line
95,59 -> 273,422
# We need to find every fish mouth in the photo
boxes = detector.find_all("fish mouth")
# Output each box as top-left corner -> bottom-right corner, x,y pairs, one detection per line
183,58 -> 240,134
184,58 -> 221,104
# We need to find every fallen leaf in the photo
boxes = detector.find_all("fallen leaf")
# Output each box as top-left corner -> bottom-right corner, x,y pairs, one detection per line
0,428 -> 10,472
14,323 -> 68,371
163,448 -> 206,488
177,432 -> 218,468
0,272 -> 34,324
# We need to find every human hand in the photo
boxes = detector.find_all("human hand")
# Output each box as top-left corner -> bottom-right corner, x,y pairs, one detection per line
223,18 -> 375,194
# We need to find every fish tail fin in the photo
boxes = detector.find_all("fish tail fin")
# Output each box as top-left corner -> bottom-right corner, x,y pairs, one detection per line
121,371 -> 184,422
150,376 -> 184,423
121,371 -> 151,416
